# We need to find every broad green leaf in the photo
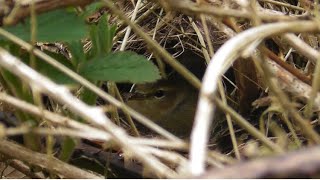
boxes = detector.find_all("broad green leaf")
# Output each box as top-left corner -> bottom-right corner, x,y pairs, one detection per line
35,50 -> 76,84
80,51 -> 161,83
2,9 -> 87,42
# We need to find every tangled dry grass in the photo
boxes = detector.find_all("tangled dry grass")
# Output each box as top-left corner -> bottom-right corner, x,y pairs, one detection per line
1,0 -> 320,178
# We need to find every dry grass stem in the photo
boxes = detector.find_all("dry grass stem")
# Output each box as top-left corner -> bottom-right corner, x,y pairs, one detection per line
0,48 -> 176,178
0,140 -> 103,178
2,0 -> 320,178
191,21 -> 320,175
0,28 -> 180,142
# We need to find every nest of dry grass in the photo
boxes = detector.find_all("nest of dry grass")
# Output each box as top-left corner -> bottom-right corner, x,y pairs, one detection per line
82,0 -> 320,177
1,0 -> 320,178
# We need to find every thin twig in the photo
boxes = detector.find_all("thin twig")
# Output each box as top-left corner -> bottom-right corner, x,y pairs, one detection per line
190,20 -> 320,176
103,0 -> 202,89
0,157 -> 45,179
0,48 -> 177,178
156,0 -> 296,21
0,92 -> 187,151
0,28 -> 180,142
0,140 -> 103,178
282,33 -> 320,65
0,92 -> 112,141
2,0 -> 94,25
198,145 -> 320,178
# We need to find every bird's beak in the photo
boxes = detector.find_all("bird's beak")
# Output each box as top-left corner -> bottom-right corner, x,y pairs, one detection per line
122,92 -> 148,102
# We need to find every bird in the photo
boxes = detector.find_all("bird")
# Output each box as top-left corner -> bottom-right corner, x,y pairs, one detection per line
126,78 -> 198,137
125,51 -> 225,138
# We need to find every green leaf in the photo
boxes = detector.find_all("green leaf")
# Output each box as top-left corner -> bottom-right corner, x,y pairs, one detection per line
80,82 -> 100,106
89,14 -> 116,56
80,51 -> 161,83
2,9 -> 87,42
81,2 -> 106,19
35,51 -> 76,84
0,68 -> 33,103
59,137 -> 77,162
2,44 -> 76,85
67,40 -> 86,69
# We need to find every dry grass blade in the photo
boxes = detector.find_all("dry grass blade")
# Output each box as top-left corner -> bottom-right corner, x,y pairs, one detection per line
2,0 -> 320,178
0,140 -> 103,178
0,48 -> 176,178
190,21 -> 320,175
0,28 -> 181,142
199,145 -> 320,178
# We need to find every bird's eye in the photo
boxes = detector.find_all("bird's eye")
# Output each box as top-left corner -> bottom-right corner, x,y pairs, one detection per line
154,90 -> 165,99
